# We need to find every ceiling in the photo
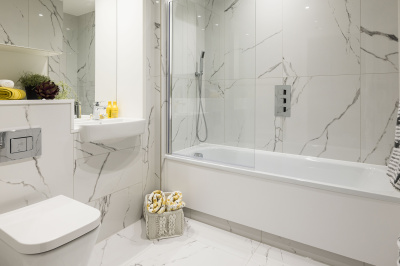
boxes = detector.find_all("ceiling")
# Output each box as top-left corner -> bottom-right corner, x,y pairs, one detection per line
62,0 -> 95,16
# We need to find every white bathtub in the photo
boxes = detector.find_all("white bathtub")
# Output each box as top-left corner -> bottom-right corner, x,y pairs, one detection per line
164,144 -> 400,265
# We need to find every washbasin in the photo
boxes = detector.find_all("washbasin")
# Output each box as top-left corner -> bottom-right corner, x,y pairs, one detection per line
74,117 -> 146,142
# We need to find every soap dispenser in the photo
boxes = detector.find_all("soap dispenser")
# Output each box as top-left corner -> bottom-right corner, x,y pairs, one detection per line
111,101 -> 119,118
106,101 -> 112,118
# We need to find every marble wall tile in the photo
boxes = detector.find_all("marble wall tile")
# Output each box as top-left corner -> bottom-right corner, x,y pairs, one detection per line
63,13 -> 78,91
203,79 -> 225,145
361,0 -> 398,74
48,53 -> 62,83
160,0 -> 168,189
224,0 -> 256,80
283,75 -> 361,161
74,134 -> 141,160
77,12 -> 95,86
143,0 -> 162,196
172,1 -> 196,79
79,85 -> 95,114
282,0 -> 360,77
142,75 -> 161,196
0,0 -> 29,46
89,183 -> 143,242
256,78 -> 284,152
255,0 -> 283,79
203,5 -> 225,81
29,0 -> 63,52
146,1 -> 161,79
59,46 -> 67,86
0,104 -> 73,214
74,147 -> 143,203
77,12 -> 96,114
224,79 -> 256,148
58,11 -> 95,114
361,73 -> 399,165
171,78 -> 197,152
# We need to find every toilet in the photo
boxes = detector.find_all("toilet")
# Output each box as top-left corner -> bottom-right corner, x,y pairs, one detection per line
0,195 -> 101,266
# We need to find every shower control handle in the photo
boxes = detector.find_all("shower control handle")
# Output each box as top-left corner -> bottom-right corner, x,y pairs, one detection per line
275,85 -> 291,117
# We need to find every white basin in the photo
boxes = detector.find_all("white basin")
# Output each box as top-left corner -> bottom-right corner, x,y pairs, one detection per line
74,117 -> 146,142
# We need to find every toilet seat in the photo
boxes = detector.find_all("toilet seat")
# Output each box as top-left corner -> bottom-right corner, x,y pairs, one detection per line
0,195 -> 101,255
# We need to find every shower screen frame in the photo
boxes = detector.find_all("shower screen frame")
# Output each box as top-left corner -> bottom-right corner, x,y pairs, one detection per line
166,0 -> 173,154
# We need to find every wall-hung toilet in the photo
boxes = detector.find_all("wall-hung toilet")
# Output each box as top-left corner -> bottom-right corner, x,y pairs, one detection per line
0,195 -> 101,266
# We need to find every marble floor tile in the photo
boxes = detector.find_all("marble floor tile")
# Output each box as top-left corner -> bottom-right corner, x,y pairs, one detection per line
246,243 -> 327,266
89,218 -> 326,266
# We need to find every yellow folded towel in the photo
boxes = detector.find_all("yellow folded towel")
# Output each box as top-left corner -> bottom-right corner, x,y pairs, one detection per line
0,87 -> 26,100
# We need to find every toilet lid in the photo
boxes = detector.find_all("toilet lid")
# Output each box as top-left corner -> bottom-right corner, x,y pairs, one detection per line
0,195 -> 101,255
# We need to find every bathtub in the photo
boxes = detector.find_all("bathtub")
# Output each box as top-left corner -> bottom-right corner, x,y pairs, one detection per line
164,144 -> 400,265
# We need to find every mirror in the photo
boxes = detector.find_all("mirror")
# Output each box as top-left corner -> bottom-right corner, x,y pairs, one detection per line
63,0 -> 96,115
0,0 -> 118,114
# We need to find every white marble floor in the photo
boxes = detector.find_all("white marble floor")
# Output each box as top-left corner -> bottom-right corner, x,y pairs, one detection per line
88,218 -> 327,266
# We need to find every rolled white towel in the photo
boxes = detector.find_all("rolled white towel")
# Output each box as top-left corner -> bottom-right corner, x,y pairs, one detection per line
0,80 -> 14,88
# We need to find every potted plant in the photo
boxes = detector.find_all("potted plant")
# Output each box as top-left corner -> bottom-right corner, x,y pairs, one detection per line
18,73 -> 51,99
55,81 -> 78,100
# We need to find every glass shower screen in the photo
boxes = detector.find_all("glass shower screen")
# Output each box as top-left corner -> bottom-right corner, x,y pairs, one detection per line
168,0 -> 256,168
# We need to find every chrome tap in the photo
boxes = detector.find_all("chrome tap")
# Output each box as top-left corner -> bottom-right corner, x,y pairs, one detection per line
92,102 -> 106,120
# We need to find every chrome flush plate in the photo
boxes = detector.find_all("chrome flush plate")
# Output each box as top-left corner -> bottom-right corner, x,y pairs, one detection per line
0,128 -> 42,163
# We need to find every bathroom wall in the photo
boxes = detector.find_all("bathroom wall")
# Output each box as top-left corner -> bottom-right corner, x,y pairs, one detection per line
144,0 -> 162,197
72,0 -> 161,241
0,50 -> 48,82
0,0 -> 63,85
0,0 -> 63,52
77,12 -> 96,114
73,134 -> 144,241
170,0 -> 399,166
50,12 -> 96,115
0,101 -> 74,214
0,0 -> 162,242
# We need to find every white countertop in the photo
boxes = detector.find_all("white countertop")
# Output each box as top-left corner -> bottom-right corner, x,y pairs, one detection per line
0,99 -> 74,106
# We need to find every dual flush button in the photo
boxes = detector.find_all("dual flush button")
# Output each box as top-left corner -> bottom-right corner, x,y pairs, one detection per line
10,137 -> 33,154
0,128 -> 41,163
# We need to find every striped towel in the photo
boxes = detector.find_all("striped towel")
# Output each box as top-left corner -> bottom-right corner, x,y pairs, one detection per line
387,107 -> 400,190
147,190 -> 166,214
0,87 -> 26,100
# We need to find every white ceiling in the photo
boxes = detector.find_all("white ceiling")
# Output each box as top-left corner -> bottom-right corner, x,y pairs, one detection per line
63,0 -> 95,17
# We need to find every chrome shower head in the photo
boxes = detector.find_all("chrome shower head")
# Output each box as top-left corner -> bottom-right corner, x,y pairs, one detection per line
200,51 -> 205,74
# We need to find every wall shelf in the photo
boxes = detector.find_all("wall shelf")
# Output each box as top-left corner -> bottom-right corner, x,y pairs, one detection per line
0,44 -> 62,57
